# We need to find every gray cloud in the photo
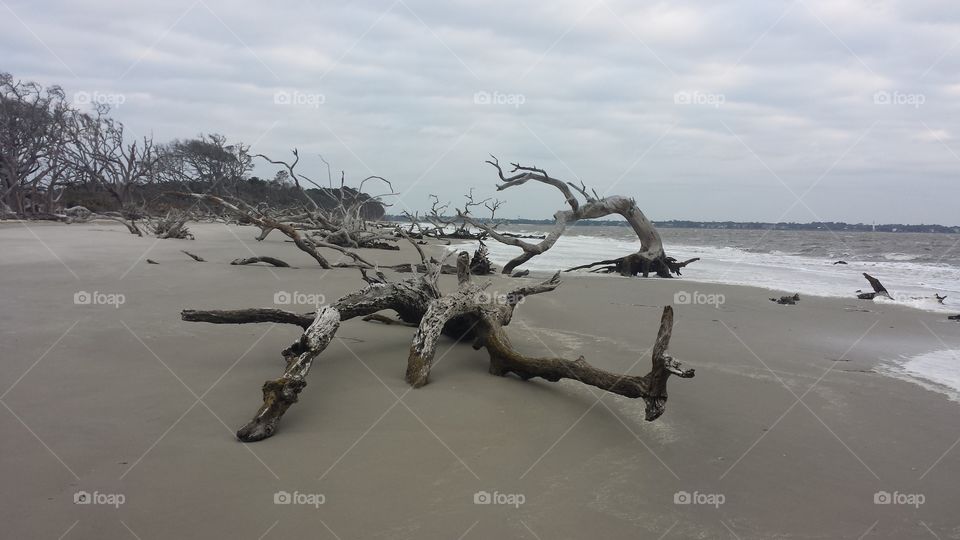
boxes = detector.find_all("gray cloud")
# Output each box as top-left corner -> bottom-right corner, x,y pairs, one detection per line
3,0 -> 958,224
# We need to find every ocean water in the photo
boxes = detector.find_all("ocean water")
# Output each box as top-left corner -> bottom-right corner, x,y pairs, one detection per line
883,350 -> 960,403
446,225 -> 960,399
450,225 -> 960,314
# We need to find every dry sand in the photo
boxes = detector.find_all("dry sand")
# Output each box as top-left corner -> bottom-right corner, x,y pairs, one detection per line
1,221 -> 959,539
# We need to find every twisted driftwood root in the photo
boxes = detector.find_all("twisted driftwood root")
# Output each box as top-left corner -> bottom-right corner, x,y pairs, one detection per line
183,247 -> 696,441
457,157 -> 697,277
405,252 -> 694,420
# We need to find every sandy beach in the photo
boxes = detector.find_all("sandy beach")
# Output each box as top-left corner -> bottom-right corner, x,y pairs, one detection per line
2,221 -> 959,539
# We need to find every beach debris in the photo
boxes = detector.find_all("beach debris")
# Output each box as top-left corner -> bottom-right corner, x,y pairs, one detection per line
152,211 -> 193,239
230,256 -> 290,267
146,259 -> 159,264
59,205 -> 146,236
567,255 -> 700,277
169,192 -> 379,270
935,293 -> 947,304
182,248 -> 696,442
770,293 -> 801,305
833,260 -> 848,265
381,239 -> 496,276
468,239 -> 495,275
401,189 -> 502,241
511,269 -> 530,278
451,156 -> 697,277
856,273 -> 891,300
949,314 -> 960,321
180,250 -> 205,262
246,151 -> 396,249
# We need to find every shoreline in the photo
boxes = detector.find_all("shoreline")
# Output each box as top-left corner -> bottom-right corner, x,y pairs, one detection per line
2,221 -> 959,538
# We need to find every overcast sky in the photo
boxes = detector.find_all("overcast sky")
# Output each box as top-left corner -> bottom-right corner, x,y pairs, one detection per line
3,0 -> 959,224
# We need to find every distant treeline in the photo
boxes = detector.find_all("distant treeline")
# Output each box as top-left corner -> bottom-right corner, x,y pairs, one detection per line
385,216 -> 959,234
1,72 -> 384,220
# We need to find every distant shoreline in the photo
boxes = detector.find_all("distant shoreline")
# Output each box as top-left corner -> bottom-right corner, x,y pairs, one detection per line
385,215 -> 960,233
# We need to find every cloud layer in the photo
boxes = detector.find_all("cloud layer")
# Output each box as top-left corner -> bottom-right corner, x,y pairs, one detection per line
3,0 -> 958,224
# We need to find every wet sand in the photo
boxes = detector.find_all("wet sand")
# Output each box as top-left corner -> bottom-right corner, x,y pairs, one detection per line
1,221 -> 959,539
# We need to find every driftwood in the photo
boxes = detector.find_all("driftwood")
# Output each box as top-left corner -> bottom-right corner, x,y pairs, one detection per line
459,157 -> 696,277
230,256 -> 290,267
935,294 -> 947,305
566,256 -> 701,277
362,313 -> 418,327
182,249 -> 695,441
61,205 -> 144,236
770,293 -> 800,305
167,192 -> 377,270
146,259 -> 159,265
857,273 -> 890,300
181,250 -> 205,262
152,211 -> 193,239
949,315 -> 960,321
384,241 -> 494,276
